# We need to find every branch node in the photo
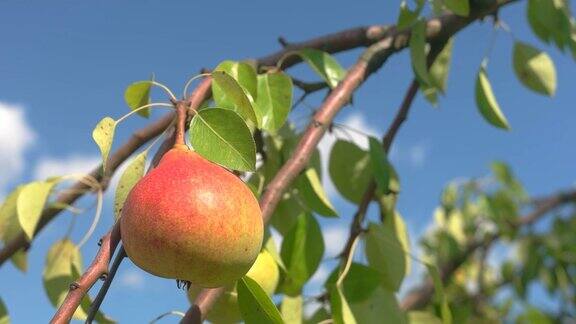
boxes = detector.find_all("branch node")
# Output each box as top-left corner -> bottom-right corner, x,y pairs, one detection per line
277,36 -> 289,47
69,282 -> 80,290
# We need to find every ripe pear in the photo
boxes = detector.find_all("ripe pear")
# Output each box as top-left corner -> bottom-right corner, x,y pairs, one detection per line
120,144 -> 264,287
187,250 -> 280,323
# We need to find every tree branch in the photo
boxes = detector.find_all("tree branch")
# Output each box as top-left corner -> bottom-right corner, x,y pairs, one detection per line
183,1 -> 520,322
400,189 -> 576,311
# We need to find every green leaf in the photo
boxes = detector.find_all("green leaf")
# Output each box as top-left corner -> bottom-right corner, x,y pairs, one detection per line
297,49 -> 346,88
365,215 -> 410,291
296,168 -> 337,217
280,213 -> 325,295
17,181 -> 55,240
408,311 -> 442,324
189,108 -> 256,171
0,187 -> 22,242
410,19 -> 431,85
213,60 -> 258,102
212,70 -> 258,125
43,240 -> 87,320
124,80 -> 152,118
270,192 -> 302,236
422,38 -> 454,106
325,263 -> 382,303
397,0 -> 425,29
426,264 -> 452,324
255,72 -> 293,132
92,117 -> 116,173
368,137 -> 391,194
281,295 -> 303,324
11,250 -> 27,273
114,151 -> 147,220
444,0 -> 469,16
349,286 -> 405,324
237,276 -> 283,324
475,68 -> 510,130
263,231 -> 286,272
0,297 -> 9,324
329,140 -> 372,204
330,286 -> 357,324
513,42 -> 556,96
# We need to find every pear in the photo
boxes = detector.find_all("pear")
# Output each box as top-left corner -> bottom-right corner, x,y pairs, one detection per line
187,250 -> 280,323
120,143 -> 264,288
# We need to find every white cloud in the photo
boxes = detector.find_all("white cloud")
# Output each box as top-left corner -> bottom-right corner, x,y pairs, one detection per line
322,225 -> 348,258
33,155 -> 100,180
389,141 -> 432,168
119,268 -> 146,290
0,102 -> 36,195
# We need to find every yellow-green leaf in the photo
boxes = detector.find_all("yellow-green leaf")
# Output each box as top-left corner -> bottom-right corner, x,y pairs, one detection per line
17,181 -> 55,240
92,117 -> 116,173
410,19 -> 430,85
254,72 -> 293,132
212,70 -> 258,125
297,49 -> 346,88
475,68 -> 510,130
397,0 -> 425,29
114,151 -> 147,220
0,187 -> 22,242
329,140 -> 372,204
330,286 -> 357,324
43,240 -> 86,320
513,42 -> 556,96
281,295 -> 303,324
238,276 -> 283,324
297,168 -> 337,217
124,80 -> 152,118
408,311 -> 442,324
349,286 -> 405,324
213,60 -> 258,102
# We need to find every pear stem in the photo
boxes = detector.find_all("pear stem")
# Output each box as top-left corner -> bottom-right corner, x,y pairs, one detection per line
175,101 -> 187,147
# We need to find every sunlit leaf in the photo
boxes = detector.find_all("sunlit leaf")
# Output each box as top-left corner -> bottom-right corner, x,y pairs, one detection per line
280,213 -> 325,295
513,42 -> 556,96
475,68 -> 510,130
444,0 -> 469,16
11,250 -> 27,273
17,181 -> 55,240
92,117 -> 116,173
410,19 -> 430,85
213,60 -> 258,102
330,286 -> 357,324
212,70 -> 258,125
422,38 -> 454,106
124,80 -> 152,118
237,276 -> 283,324
114,151 -> 147,220
43,240 -> 86,320
263,231 -> 286,272
296,168 -> 337,217
189,108 -> 256,171
329,140 -> 372,204
254,72 -> 293,132
281,295 -> 303,324
0,187 -> 22,242
297,49 -> 346,88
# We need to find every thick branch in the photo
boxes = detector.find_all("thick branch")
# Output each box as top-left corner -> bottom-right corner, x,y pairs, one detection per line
50,223 -> 121,324
400,189 -> 576,311
184,1 -> 519,322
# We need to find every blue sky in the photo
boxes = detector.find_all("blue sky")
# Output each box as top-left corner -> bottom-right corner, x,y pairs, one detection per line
1,1 -> 575,323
